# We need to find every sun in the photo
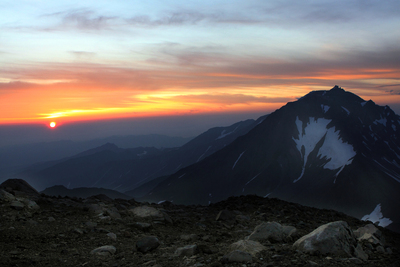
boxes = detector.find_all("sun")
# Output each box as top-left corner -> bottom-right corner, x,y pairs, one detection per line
49,121 -> 56,128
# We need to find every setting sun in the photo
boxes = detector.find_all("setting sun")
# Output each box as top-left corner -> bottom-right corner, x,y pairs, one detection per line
49,122 -> 56,128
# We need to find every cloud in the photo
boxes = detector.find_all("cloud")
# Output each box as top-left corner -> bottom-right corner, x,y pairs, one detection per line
385,89 -> 400,95
126,11 -> 210,26
62,9 -> 116,30
69,51 -> 97,59
147,93 -> 294,105
39,9 -> 118,32
3,44 -> 400,94
257,0 -> 400,26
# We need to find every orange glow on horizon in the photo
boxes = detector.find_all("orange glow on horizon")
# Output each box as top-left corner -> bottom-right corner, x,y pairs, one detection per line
1,63 -> 399,125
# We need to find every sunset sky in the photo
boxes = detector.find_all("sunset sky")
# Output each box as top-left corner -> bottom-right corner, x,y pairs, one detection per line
1,0 -> 400,138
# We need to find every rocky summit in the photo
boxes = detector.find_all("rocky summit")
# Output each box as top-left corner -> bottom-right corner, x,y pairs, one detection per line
1,180 -> 399,267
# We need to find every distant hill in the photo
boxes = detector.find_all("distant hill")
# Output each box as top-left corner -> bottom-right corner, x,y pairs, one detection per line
0,134 -> 192,180
17,116 -> 266,193
41,185 -> 131,200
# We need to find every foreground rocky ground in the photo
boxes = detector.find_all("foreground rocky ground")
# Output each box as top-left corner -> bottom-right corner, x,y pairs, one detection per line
1,179 -> 399,267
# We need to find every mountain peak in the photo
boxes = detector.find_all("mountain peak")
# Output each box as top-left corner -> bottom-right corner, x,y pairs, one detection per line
299,85 -> 364,104
331,84 -> 344,91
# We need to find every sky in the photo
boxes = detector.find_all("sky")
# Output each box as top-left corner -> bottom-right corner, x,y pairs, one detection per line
1,0 -> 400,144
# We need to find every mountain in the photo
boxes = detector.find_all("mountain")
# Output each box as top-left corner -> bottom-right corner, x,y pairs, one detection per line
141,86 -> 400,233
0,134 -> 192,180
19,116 -> 266,193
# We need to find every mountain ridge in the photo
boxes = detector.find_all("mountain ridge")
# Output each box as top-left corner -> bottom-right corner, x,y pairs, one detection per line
17,117 -> 266,193
141,86 -> 400,233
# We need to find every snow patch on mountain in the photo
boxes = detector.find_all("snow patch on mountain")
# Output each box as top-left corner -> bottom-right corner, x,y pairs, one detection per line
361,203 -> 393,227
216,126 -> 238,140
361,101 -> 367,107
341,106 -> 350,115
293,117 -> 356,183
137,151 -> 147,157
374,116 -> 387,127
321,105 -> 330,113
232,151 -> 245,170
317,126 -> 356,172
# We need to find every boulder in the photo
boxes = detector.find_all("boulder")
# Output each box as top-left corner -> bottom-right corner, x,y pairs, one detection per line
293,221 -> 367,260
130,206 -> 164,218
90,245 -> 116,256
10,200 -> 24,210
22,199 -> 40,210
247,221 -> 296,243
136,236 -> 160,253
229,240 -> 266,256
175,244 -> 197,256
130,206 -> 172,223
0,189 -> 15,201
105,207 -> 121,219
354,224 -> 385,246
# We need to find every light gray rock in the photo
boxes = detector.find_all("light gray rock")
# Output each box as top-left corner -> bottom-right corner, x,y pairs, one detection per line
282,225 -> 298,240
23,199 -> 40,210
130,206 -> 164,219
221,250 -> 252,263
293,221 -> 366,260
0,189 -> 15,201
48,217 -> 56,222
105,207 -> 121,219
358,233 -> 381,245
136,236 -> 160,253
10,200 -> 24,210
90,245 -> 116,256
247,221 -> 295,243
130,206 -> 172,224
229,240 -> 266,256
354,224 -> 385,246
175,244 -> 197,256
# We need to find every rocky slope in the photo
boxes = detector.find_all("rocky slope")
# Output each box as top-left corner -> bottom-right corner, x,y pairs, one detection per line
1,179 -> 399,267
